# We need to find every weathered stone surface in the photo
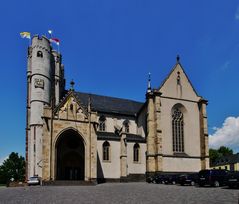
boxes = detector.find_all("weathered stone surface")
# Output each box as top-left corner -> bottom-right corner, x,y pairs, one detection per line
1,183 -> 238,204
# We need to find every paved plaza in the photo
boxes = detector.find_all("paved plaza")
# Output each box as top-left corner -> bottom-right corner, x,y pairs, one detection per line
0,182 -> 238,204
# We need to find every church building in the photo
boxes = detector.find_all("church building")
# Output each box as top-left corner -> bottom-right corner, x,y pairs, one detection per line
25,35 -> 209,183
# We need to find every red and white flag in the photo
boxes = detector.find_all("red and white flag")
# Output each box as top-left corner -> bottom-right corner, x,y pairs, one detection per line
50,38 -> 60,45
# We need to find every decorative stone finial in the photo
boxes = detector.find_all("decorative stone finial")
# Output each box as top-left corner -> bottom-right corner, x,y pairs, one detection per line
176,54 -> 180,63
147,72 -> 152,93
70,79 -> 75,91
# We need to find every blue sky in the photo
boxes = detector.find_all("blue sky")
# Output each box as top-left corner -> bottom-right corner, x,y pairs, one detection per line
0,0 -> 239,162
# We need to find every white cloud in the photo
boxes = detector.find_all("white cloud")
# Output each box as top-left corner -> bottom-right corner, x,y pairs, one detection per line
209,116 -> 239,152
235,7 -> 239,20
0,156 -> 8,165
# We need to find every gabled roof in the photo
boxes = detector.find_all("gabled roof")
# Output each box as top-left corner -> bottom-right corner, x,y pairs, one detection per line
74,92 -> 144,116
158,62 -> 199,97
211,154 -> 239,167
54,91 -> 88,116
97,131 -> 146,143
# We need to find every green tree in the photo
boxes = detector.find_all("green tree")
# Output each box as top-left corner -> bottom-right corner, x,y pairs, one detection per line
209,148 -> 221,164
209,146 -> 233,165
0,152 -> 25,184
218,146 -> 233,156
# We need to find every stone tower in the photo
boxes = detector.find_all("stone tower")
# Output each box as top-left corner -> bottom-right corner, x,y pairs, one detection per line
26,35 -> 65,179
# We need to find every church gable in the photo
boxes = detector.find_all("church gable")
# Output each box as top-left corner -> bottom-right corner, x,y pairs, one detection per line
159,62 -> 200,101
55,92 -> 89,121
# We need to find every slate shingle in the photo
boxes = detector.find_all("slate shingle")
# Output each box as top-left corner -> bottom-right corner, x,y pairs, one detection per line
75,92 -> 144,116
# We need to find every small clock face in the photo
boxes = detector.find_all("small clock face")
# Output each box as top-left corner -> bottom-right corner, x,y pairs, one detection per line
34,78 -> 44,89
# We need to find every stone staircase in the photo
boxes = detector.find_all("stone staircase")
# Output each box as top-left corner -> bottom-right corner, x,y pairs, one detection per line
42,180 -> 96,186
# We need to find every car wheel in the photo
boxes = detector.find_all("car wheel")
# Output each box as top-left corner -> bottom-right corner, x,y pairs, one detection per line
228,184 -> 234,189
190,181 -> 195,186
214,181 -> 220,187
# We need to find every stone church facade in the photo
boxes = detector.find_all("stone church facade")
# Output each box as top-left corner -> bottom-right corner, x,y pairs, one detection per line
25,35 -> 209,183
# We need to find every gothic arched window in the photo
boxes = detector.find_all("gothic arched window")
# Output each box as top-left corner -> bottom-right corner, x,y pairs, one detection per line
70,104 -> 73,112
133,143 -> 140,162
37,51 -> 43,58
123,120 -> 130,133
103,141 -> 110,161
99,116 -> 106,132
172,108 -> 184,152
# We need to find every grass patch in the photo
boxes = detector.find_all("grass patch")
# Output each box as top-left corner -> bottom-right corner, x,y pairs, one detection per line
0,184 -> 6,187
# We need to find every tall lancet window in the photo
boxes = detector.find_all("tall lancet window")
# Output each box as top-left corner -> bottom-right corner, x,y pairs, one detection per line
123,119 -> 130,133
133,143 -> 140,162
99,116 -> 106,132
172,108 -> 184,152
103,141 -> 110,161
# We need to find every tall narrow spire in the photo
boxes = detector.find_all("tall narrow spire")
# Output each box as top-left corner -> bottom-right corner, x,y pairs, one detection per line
70,79 -> 75,91
147,72 -> 151,93
176,54 -> 180,63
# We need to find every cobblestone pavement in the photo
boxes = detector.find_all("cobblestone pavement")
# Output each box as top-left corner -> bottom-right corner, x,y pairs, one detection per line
0,183 -> 238,204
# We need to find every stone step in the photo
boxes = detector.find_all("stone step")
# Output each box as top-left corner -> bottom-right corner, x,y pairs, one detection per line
42,180 -> 96,186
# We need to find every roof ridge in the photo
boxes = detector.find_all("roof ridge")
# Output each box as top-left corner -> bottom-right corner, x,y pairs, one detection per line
76,91 -> 144,104
158,62 -> 200,97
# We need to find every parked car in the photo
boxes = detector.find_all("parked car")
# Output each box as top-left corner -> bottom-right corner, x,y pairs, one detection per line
146,175 -> 165,184
226,171 -> 239,188
178,173 -> 198,186
163,174 -> 179,185
153,175 -> 166,184
198,169 -> 228,187
27,176 -> 40,186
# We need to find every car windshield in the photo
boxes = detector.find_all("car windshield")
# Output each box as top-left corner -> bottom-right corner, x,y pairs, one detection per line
29,177 -> 38,180
199,170 -> 210,176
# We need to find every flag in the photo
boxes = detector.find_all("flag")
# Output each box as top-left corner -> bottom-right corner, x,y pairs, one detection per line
20,32 -> 31,39
50,38 -> 60,45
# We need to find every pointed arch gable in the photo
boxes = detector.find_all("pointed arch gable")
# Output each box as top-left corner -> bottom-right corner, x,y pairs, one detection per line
159,63 -> 200,101
54,91 -> 89,118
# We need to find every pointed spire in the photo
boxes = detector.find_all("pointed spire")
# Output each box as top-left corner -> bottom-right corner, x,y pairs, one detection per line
70,79 -> 75,91
147,72 -> 152,93
176,54 -> 180,63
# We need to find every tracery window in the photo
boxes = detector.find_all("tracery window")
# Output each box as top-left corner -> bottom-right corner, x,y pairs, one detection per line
99,116 -> 106,132
172,108 -> 184,152
103,141 -> 110,161
133,143 -> 140,162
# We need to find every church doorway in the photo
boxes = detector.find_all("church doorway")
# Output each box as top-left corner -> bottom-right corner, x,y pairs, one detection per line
56,129 -> 85,180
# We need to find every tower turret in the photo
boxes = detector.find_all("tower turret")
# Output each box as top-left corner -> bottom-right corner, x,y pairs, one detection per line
52,50 -> 65,105
27,35 -> 53,178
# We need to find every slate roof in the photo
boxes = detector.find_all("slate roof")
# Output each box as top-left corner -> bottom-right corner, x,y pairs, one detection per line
97,131 -> 146,143
211,154 -> 239,167
75,92 -> 144,116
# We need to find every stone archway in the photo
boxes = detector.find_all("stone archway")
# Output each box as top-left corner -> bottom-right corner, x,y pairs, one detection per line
56,129 -> 85,180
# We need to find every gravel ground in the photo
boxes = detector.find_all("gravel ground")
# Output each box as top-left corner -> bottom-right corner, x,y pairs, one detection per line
0,182 -> 238,204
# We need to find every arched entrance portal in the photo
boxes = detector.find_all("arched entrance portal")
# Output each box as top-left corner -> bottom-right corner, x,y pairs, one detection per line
56,129 -> 85,180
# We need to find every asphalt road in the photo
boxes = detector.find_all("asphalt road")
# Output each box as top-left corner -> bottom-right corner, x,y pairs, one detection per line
0,183 -> 238,204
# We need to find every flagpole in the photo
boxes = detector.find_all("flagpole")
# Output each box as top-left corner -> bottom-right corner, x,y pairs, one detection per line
48,30 -> 53,39
58,43 -> 60,54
